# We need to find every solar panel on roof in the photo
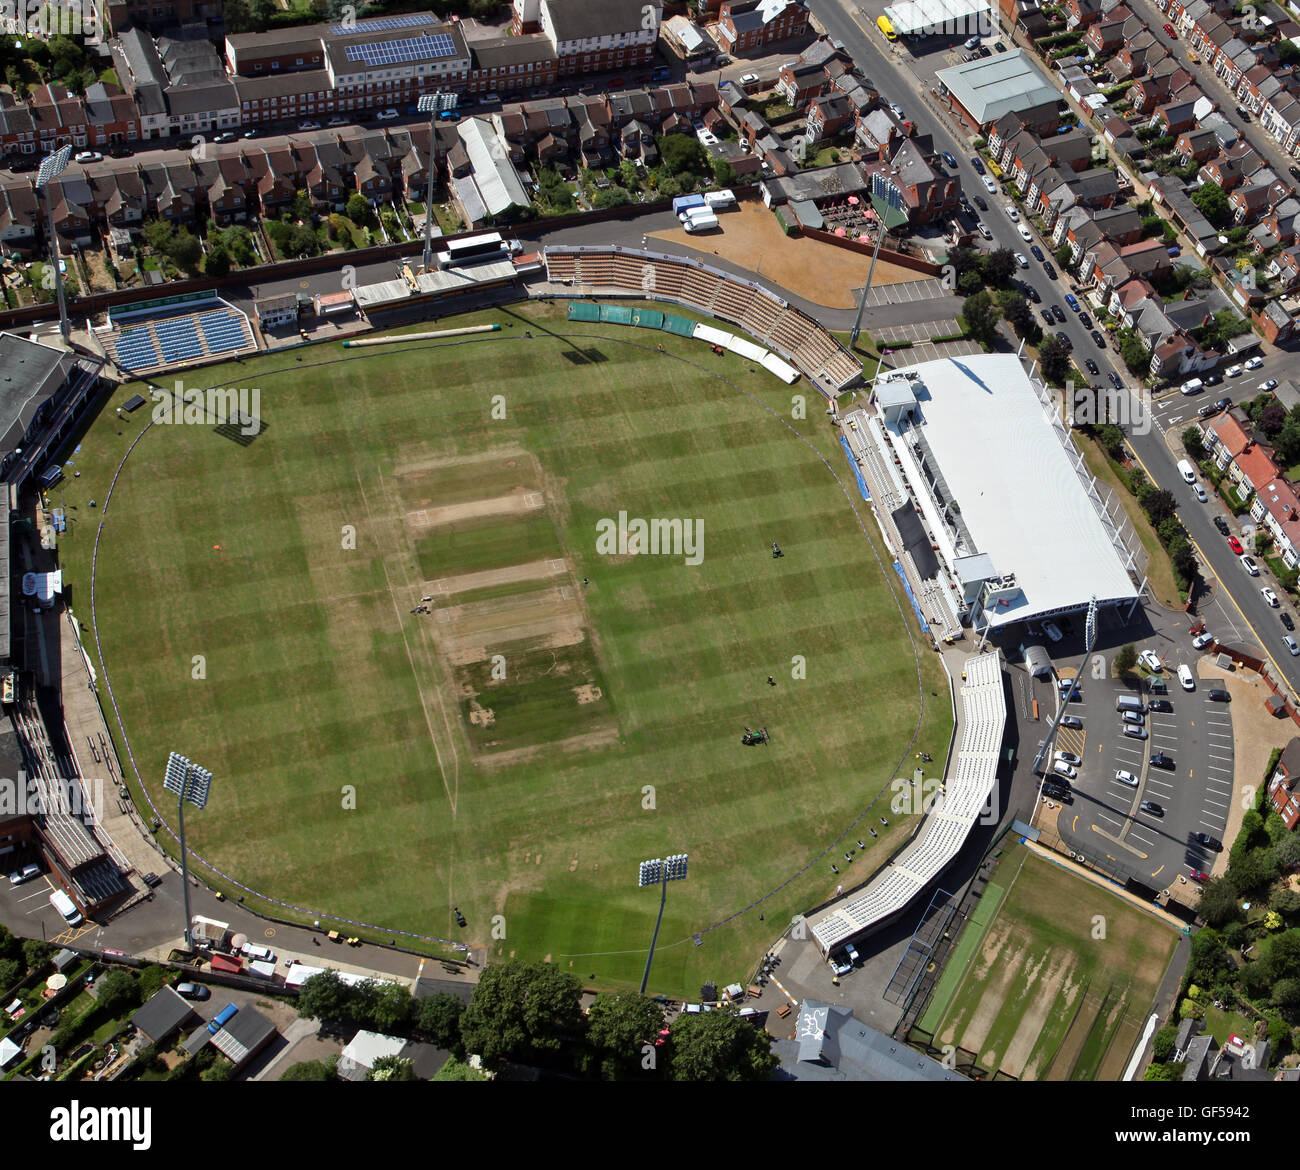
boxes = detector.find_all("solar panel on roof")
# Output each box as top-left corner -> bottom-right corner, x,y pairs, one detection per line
343,32 -> 457,66
330,11 -> 432,35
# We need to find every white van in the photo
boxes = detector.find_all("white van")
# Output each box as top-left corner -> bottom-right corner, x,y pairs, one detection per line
1178,663 -> 1195,691
1115,694 -> 1146,713
1179,378 -> 1204,395
1177,459 -> 1197,484
241,942 -> 276,963
49,889 -> 83,927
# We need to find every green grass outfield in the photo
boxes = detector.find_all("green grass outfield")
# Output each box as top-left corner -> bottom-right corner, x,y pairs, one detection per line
57,300 -> 950,997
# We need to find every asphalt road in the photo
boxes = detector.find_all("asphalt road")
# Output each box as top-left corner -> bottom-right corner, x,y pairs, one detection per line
810,0 -> 1300,697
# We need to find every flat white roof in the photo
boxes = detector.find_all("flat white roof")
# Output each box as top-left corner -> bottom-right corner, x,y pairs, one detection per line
882,0 -> 989,36
881,354 -> 1137,625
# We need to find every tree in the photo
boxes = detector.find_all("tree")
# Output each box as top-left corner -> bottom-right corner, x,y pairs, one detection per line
166,229 -> 203,273
1197,877 -> 1242,928
1188,927 -> 1234,985
22,939 -> 50,972
999,292 -> 1042,345
346,192 -> 370,224
1229,848 -> 1278,894
458,960 -> 584,1069
1140,487 -> 1177,527
1182,427 -> 1205,461
1038,335 -> 1071,385
95,969 -> 140,1018
1191,181 -> 1231,228
143,218 -> 174,252
584,990 -> 665,1080
1113,643 -> 1138,675
1170,539 -> 1199,583
1273,408 -> 1300,467
205,247 -> 231,279
1144,1061 -> 1185,1080
296,970 -> 353,1023
285,224 -> 321,258
1118,330 -> 1151,377
711,158 -> 736,186
1151,1024 -> 1178,1063
1259,404 -> 1287,437
982,247 -> 1017,286
224,225 -> 258,265
368,1055 -> 418,1081
371,982 -> 414,1033
1282,39 -> 1300,66
1096,423 -> 1126,460
657,134 -> 707,177
667,1009 -> 777,1081
618,158 -> 639,188
433,1055 -> 489,1081
592,187 -> 631,209
281,1057 -> 336,1081
415,992 -> 465,1053
1054,243 -> 1073,271
960,289 -> 1001,349
0,958 -> 20,989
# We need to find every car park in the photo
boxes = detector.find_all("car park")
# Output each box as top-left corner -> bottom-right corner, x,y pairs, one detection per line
1052,305 -> 1066,323
1084,358 -> 1099,375
1115,769 -> 1139,786
1150,751 -> 1174,769
1286,635 -> 1300,656
1263,587 -> 1280,607
1178,663 -> 1195,690
1054,750 -> 1082,766
1090,330 -> 1105,348
1140,801 -> 1165,817
1245,356 -> 1264,370
1139,650 -> 1162,671
1283,613 -> 1295,632
1148,698 -> 1173,712
1193,630 -> 1214,650
1123,724 -> 1148,739
1227,535 -> 1243,554
973,193 -> 988,210
1060,714 -> 1083,729
1241,554 -> 1260,576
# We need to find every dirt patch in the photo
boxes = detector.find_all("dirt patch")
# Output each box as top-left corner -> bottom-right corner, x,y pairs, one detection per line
432,558 -> 569,596
1001,951 -> 1072,1077
473,726 -> 621,770
407,490 -> 545,530
648,201 -> 936,309
468,700 -> 495,727
574,684 -> 602,704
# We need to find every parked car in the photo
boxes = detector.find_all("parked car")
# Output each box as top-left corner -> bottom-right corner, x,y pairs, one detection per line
242,129 -> 260,139
1227,535 -> 1244,554
297,120 -> 320,130
1224,364 -> 1243,378
1263,587 -> 1280,607
1178,663 -> 1196,690
1041,308 -> 1055,326
1122,709 -> 1146,725
1060,714 -> 1083,729
1213,516 -> 1230,535
1044,621 -> 1063,642
1163,21 -> 1176,35
1006,204 -> 1019,221
1149,752 -> 1174,769
327,116 -> 347,126
1207,688 -> 1230,701
1055,331 -> 1072,349
1024,284 -> 1040,303
74,150 -> 103,163
970,155 -> 985,174
1286,634 -> 1300,656
7,864 -> 40,886
1189,869 -> 1210,883
1192,630 -> 1214,650
1043,261 -> 1057,280
1084,358 -> 1099,375
1260,378 -> 1279,392
1192,833 -> 1223,851
1123,724 -> 1148,739
175,983 -> 211,1001
375,108 -> 400,120
941,150 -> 958,168
982,175 -> 997,194
1064,293 -> 1080,312
889,102 -> 905,119
1235,105 -> 1252,121
1140,801 -> 1165,817
1091,330 -> 1105,348
1108,370 -> 1123,389
1214,397 -> 1231,413
1139,650 -> 1163,672
1018,224 -> 1033,242
213,132 -> 237,143
1014,251 -> 1029,268
1054,750 -> 1082,766
1115,769 -> 1139,786
977,222 -> 992,239
1078,313 -> 1092,330
1043,783 -> 1073,803
1052,305 -> 1066,323
1203,372 -> 1222,386
1030,244 -> 1044,261
1283,612 -> 1295,632
1245,356 -> 1264,370
1241,554 -> 1260,576
973,193 -> 988,210
1149,699 -> 1173,712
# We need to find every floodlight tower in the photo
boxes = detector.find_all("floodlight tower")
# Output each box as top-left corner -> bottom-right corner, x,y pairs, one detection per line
35,145 -> 72,341
164,752 -> 213,950
417,94 -> 442,273
637,853 -> 689,995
